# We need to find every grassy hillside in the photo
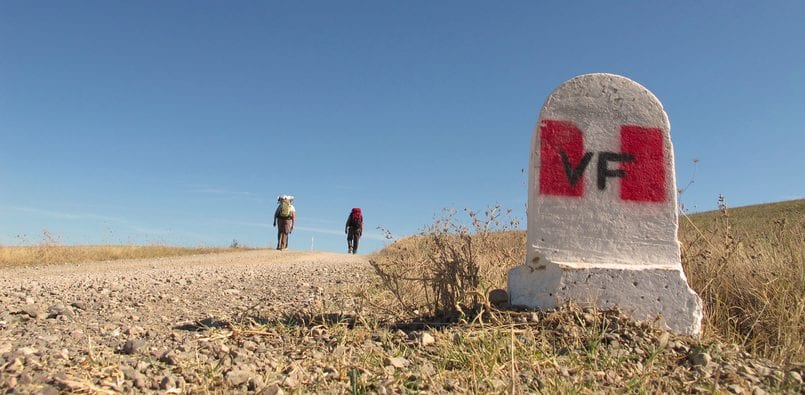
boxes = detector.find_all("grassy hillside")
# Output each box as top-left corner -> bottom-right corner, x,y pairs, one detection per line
680,198 -> 803,234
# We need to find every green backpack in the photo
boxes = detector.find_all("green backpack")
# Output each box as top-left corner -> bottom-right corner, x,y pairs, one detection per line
278,201 -> 292,219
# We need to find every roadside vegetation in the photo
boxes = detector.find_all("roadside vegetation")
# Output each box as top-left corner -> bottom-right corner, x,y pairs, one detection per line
679,197 -> 804,365
370,199 -> 803,366
369,205 -> 524,320
194,303 -> 794,393
0,242 -> 241,268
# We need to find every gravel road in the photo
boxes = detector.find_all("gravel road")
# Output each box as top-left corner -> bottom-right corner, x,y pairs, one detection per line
4,251 -> 802,393
0,250 -> 373,393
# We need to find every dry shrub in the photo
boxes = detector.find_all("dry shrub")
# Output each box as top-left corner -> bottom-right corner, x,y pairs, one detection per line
369,204 -> 525,319
680,197 -> 804,364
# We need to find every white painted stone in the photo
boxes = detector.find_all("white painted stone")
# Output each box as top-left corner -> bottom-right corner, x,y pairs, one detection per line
507,73 -> 703,335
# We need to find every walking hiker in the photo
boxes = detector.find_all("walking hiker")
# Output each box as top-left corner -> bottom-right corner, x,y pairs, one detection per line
345,208 -> 363,254
273,195 -> 295,250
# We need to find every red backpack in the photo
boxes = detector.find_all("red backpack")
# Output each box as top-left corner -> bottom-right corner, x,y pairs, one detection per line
349,208 -> 363,226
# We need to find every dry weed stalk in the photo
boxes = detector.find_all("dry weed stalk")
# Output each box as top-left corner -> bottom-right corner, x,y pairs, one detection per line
369,204 -> 524,320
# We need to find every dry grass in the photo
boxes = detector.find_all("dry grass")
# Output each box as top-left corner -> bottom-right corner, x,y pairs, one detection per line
0,245 -> 240,268
370,205 -> 525,319
680,198 -> 804,364
210,301 -> 800,393
370,199 -> 804,365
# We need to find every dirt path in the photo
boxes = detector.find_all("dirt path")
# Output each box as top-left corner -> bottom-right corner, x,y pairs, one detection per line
0,250 -> 373,393
5,251 -> 801,393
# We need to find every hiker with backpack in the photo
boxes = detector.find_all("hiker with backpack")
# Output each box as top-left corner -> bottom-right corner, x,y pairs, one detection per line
345,208 -> 363,254
273,195 -> 295,250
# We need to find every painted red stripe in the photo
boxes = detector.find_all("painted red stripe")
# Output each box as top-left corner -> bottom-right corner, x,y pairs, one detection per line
620,126 -> 666,202
539,119 -> 585,197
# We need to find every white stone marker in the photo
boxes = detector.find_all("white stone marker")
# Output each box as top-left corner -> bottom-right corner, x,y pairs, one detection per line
507,73 -> 703,335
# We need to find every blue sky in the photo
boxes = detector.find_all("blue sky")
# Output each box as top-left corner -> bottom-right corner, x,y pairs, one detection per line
1,1 -> 803,253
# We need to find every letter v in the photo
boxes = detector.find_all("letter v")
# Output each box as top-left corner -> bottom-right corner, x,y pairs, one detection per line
560,151 -> 593,187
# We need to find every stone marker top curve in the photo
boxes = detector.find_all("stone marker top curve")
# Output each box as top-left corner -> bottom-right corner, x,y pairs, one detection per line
527,73 -> 681,270
540,73 -> 669,133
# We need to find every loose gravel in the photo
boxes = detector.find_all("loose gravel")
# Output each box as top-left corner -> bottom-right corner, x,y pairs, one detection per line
0,250 -> 371,393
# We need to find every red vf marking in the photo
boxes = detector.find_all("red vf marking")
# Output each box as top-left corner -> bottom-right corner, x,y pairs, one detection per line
538,120 -> 667,203
620,126 -> 666,202
539,120 -> 586,197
